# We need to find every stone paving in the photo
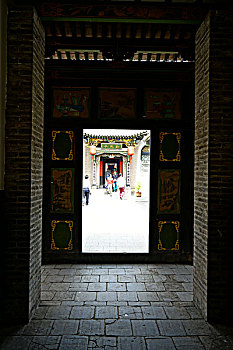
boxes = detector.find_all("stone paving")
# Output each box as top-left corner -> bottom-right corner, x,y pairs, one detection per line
82,189 -> 149,253
1,264 -> 233,349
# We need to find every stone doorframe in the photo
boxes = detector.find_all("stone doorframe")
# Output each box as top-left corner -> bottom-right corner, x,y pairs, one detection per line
2,6 -> 233,324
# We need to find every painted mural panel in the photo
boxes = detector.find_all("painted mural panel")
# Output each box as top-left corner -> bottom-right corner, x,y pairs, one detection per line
158,169 -> 181,214
160,132 -> 181,161
51,168 -> 74,212
52,88 -> 90,118
52,131 -> 74,160
158,221 -> 179,250
99,88 -> 136,119
51,220 -> 73,250
144,90 -> 181,119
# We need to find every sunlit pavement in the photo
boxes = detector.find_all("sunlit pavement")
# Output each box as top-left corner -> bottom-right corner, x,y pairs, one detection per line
82,188 -> 149,253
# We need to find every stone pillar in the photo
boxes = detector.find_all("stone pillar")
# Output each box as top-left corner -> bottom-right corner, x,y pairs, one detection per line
194,10 -> 233,323
0,0 -> 7,322
4,7 -> 45,323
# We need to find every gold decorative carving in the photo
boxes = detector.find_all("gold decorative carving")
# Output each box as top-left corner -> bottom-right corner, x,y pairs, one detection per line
158,221 -> 179,251
52,131 -> 74,160
159,132 -> 181,162
51,220 -> 73,250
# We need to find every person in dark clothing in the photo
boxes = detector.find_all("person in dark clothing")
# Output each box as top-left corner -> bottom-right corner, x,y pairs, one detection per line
83,175 -> 91,205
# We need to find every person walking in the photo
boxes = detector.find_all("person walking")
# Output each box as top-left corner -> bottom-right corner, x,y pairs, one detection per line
107,174 -> 113,195
117,173 -> 125,199
83,175 -> 91,205
112,170 -> 118,192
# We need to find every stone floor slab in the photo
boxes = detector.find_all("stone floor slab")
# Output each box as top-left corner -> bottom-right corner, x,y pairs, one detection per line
59,335 -> 88,350
45,306 -> 71,320
89,336 -> 117,349
107,283 -> 127,292
29,335 -> 61,349
164,306 -> 190,320
132,320 -> 159,336
141,306 -> 167,320
146,337 -> 176,350
70,306 -> 95,319
50,320 -> 79,335
118,306 -> 143,319
118,336 -> 146,349
106,320 -> 132,336
79,320 -> 104,336
173,336 -> 205,349
95,306 -> 118,319
157,320 -> 186,336
182,320 -> 215,336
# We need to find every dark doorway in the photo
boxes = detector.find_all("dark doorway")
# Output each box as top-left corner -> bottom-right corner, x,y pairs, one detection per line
101,157 -> 121,187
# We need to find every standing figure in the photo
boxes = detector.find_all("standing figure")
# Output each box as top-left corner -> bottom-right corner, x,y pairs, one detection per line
117,173 -> 125,199
107,174 -> 113,195
112,170 -> 118,192
83,175 -> 91,205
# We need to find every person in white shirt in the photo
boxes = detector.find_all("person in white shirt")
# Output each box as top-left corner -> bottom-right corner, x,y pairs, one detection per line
117,173 -> 125,199
83,175 -> 91,205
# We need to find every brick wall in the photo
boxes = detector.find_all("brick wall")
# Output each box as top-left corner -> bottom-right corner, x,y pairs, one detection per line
208,10 -> 233,323
3,7 -> 44,323
194,10 -> 233,322
194,13 -> 210,320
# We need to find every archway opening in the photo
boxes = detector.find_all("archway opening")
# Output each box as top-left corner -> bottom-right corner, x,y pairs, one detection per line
82,129 -> 150,253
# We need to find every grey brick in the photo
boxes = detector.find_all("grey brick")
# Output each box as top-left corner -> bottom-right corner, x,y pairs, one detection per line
49,283 -> 70,291
163,283 -> 185,292
118,275 -> 136,283
118,336 -> 146,349
145,283 -> 166,292
75,292 -> 96,301
176,292 -> 193,302
107,283 -> 126,291
106,319 -> 132,336
60,335 -> 88,350
29,335 -> 61,349
69,283 -> 88,291
127,283 -> 146,292
97,292 -> 117,302
88,336 -> 117,349
132,320 -> 159,336
173,336 -> 205,349
146,337 -> 176,350
45,306 -> 71,320
136,275 -> 154,282
118,292 -> 138,301
137,292 -> 159,302
23,320 -> 53,335
53,292 -> 75,301
118,306 -> 143,319
141,306 -> 167,319
88,283 -> 106,291
79,320 -> 104,335
50,320 -> 79,335
95,306 -> 117,319
182,320 -> 215,336
164,306 -> 190,320
100,275 -> 117,283
81,275 -> 99,283
157,320 -> 186,336
70,306 -> 95,319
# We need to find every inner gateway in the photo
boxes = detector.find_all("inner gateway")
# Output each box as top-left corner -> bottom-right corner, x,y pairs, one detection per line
82,129 -> 150,253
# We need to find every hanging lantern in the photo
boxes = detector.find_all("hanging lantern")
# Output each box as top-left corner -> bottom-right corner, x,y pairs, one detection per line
127,146 -> 134,156
89,145 -> 96,155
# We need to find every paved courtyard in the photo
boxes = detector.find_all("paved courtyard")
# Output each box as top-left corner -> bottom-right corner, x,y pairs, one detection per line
82,188 -> 149,253
1,264 -> 233,349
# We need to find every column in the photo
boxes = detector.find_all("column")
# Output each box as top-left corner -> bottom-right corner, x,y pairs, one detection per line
194,9 -> 233,322
4,7 -> 45,323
